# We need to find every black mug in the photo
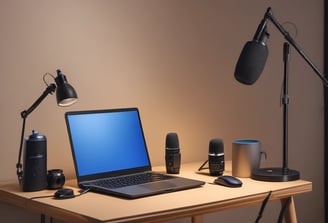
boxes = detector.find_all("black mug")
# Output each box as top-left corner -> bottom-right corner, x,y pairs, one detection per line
47,169 -> 66,189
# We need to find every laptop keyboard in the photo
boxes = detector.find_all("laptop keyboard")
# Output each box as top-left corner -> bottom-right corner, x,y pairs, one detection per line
91,172 -> 174,189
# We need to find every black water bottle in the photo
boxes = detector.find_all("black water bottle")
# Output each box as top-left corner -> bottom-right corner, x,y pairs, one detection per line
22,130 -> 47,192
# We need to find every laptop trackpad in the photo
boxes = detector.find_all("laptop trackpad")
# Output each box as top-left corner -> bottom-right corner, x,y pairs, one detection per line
141,181 -> 177,191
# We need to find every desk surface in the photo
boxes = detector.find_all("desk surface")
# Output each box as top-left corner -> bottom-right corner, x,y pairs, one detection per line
0,162 -> 312,223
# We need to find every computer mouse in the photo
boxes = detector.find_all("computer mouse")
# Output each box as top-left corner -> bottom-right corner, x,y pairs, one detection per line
214,175 -> 242,188
54,188 -> 75,199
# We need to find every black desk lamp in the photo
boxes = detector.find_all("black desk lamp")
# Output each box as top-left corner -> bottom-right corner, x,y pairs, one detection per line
16,69 -> 78,189
234,7 -> 328,182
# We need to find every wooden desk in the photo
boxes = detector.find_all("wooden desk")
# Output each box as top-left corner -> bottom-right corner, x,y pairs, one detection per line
0,162 -> 312,223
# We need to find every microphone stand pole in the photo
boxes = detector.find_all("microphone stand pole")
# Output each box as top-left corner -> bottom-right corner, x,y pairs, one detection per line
282,42 -> 291,176
252,42 -> 300,181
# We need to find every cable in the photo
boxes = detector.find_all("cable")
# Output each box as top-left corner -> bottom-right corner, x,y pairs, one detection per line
42,72 -> 56,87
255,191 -> 272,223
76,188 -> 91,197
198,160 -> 209,171
31,194 -> 54,200
30,188 -> 90,200
277,197 -> 292,223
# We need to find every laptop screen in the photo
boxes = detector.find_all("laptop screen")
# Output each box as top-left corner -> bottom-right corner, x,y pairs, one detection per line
65,108 -> 151,177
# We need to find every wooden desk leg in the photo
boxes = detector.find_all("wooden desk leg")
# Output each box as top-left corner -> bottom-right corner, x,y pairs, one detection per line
41,214 -> 45,223
192,215 -> 203,223
280,197 -> 297,223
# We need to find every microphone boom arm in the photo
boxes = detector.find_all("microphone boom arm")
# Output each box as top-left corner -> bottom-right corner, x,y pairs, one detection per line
265,7 -> 328,87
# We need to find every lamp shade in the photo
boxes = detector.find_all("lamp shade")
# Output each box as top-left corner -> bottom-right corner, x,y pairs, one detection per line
55,69 -> 78,106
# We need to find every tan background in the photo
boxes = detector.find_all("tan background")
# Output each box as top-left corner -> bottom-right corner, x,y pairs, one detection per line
0,0 -> 324,222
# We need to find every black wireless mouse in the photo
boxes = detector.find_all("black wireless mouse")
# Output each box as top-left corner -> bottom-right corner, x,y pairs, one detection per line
214,175 -> 243,188
54,188 -> 75,199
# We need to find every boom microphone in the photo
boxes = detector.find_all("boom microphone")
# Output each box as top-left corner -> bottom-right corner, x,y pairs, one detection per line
165,132 -> 181,174
234,8 -> 271,85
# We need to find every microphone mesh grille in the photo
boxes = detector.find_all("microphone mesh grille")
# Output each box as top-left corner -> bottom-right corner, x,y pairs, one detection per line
209,138 -> 223,154
165,133 -> 179,148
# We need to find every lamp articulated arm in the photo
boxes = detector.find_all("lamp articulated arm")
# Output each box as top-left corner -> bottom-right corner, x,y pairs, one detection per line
16,83 -> 56,183
20,84 -> 56,119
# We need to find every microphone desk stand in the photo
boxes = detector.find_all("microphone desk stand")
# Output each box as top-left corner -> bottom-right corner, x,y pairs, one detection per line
249,7 -> 328,181
251,42 -> 300,182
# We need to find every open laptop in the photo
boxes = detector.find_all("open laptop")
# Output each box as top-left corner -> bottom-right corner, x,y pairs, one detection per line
65,107 -> 205,199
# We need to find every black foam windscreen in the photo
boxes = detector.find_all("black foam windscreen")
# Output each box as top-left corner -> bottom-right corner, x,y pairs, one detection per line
234,41 -> 268,85
209,138 -> 223,154
165,132 -> 179,148
165,132 -> 181,174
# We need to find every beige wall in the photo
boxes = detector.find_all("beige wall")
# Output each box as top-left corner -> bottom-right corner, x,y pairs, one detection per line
0,0 -> 324,222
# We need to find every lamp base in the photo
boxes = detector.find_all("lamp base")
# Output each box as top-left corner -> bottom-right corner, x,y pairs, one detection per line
251,167 -> 300,182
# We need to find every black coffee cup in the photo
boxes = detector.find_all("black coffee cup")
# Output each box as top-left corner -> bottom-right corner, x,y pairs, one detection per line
47,169 -> 65,189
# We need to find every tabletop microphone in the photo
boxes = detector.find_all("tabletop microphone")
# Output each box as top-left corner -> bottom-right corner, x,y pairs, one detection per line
165,132 -> 181,174
208,138 -> 224,176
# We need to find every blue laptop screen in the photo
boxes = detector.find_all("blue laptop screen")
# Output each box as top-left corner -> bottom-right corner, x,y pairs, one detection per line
66,109 -> 151,177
